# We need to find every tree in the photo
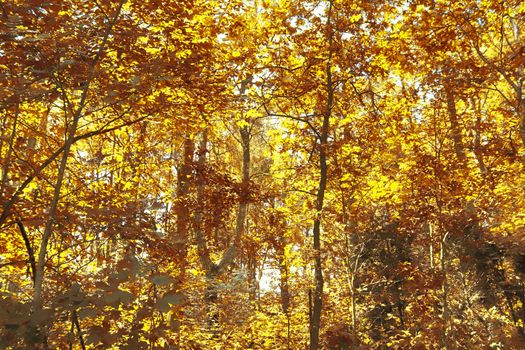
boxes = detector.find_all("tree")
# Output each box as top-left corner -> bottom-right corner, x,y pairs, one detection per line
3,1 -> 525,349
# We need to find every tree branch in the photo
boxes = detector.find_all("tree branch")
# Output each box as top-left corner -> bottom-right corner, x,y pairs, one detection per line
0,113 -> 152,228
15,219 -> 36,284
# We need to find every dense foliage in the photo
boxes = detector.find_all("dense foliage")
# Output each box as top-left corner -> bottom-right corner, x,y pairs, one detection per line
1,0 -> 525,349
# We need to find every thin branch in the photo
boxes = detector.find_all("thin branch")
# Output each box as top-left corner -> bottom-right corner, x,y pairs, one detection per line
0,113 -> 152,228
16,220 -> 37,284
262,102 -> 321,139
0,259 -> 28,269
73,309 -> 86,350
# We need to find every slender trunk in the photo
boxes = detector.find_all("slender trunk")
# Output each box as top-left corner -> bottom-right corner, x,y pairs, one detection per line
33,109 -> 80,309
171,134 -> 194,349
16,220 -> 36,284
473,114 -> 487,174
309,85 -> 328,349
205,270 -> 220,335
33,0 -> 125,309
518,91 -> 525,149
521,282 -> 525,335
344,235 -> 362,338
512,19 -> 525,149
71,310 -> 86,350
444,84 -> 465,162
248,252 -> 258,302
31,108 -> 78,347
0,109 -> 8,163
310,3 -> 333,349
426,221 -> 434,269
194,131 -> 213,272
350,273 -> 357,332
277,243 -> 290,314
0,102 -> 19,196
193,120 -> 251,329
287,313 -> 291,350
31,3 -> 125,346
440,233 -> 449,350
176,135 -> 194,255
395,284 -> 404,327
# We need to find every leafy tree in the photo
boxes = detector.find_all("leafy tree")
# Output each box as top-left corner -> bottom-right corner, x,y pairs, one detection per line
3,0 -> 525,349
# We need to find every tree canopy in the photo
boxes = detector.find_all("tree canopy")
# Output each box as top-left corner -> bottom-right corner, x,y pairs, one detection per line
1,0 -> 525,349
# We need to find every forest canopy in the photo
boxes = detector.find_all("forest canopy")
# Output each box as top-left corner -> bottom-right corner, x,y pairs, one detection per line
1,0 -> 525,349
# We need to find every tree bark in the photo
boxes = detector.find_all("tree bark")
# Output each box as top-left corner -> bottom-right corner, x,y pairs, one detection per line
175,135 -> 194,254
194,130 -> 213,273
16,220 -> 36,284
444,83 -> 466,162
440,233 -> 450,350
193,79 -> 252,328
310,2 -> 332,348
248,250 -> 258,302
512,18 -> 525,149
0,102 -> 18,197
276,239 -> 290,314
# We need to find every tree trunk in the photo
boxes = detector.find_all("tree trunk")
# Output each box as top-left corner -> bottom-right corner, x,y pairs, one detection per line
248,251 -> 258,302
310,2 -> 333,349
440,233 -> 450,350
277,241 -> 290,314
171,134 -> 194,349
176,135 -> 194,256
193,89 -> 252,328
31,3 -> 125,347
425,221 -> 434,269
444,83 -> 465,162
0,102 -> 18,197
205,269 -> 220,335
512,18 -> 525,149
470,98 -> 487,174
